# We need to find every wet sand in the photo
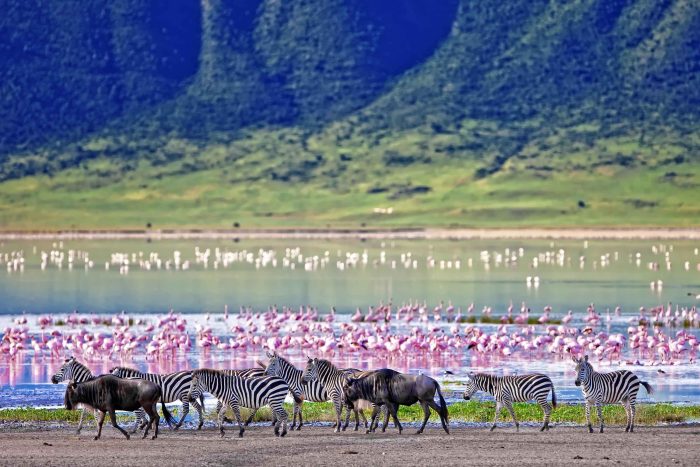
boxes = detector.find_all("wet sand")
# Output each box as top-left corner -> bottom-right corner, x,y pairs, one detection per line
0,227 -> 699,240
0,424 -> 698,466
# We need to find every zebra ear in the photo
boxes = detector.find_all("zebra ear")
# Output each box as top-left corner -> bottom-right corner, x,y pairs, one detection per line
266,351 -> 274,358
570,355 -> 578,363
584,355 -> 589,362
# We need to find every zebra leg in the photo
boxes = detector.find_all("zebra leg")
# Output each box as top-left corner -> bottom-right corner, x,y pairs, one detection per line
416,401 -> 430,434
629,402 -> 636,433
244,408 -> 257,426
540,402 -> 552,432
273,404 -> 288,437
217,403 -> 228,437
174,399 -> 190,430
94,410 -> 106,441
596,403 -> 604,433
230,402 -> 245,438
490,401 -> 502,432
333,398 -> 343,433
216,400 -> 233,424
108,410 -> 130,440
297,401 -> 303,430
341,404 -> 352,431
584,401 -> 593,433
504,401 -> 518,432
189,397 -> 205,431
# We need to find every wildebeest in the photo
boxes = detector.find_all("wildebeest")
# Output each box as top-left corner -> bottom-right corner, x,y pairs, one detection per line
64,375 -> 174,440
343,368 -> 449,435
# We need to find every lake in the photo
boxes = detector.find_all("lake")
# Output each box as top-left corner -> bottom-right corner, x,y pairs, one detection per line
1,237 -> 699,409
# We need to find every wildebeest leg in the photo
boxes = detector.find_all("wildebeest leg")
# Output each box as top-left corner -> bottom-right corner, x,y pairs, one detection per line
143,403 -> 159,440
491,401 -> 502,431
76,407 -> 87,434
388,403 -> 402,434
109,410 -> 130,440
174,398 -> 190,430
427,400 -> 449,434
366,405 -> 380,434
341,403 -> 351,431
416,401 -> 431,434
94,411 -> 106,440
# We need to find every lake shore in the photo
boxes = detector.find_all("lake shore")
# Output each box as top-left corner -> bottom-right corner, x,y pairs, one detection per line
0,424 -> 698,466
0,227 -> 699,240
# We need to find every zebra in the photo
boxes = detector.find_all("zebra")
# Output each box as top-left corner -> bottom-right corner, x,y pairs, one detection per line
187,368 -> 289,438
51,357 -> 148,434
573,355 -> 653,433
301,357 -> 384,433
110,366 -> 205,430
214,368 -> 275,426
462,372 -> 557,432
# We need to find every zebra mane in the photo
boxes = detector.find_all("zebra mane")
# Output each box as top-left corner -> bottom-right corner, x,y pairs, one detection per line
315,358 -> 338,371
192,368 -> 223,378
274,354 -> 300,371
110,365 -> 141,375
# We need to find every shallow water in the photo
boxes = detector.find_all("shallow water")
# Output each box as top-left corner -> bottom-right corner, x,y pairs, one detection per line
1,238 -> 699,407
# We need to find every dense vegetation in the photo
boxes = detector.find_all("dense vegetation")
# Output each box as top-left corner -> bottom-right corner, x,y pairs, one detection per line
1,0 -> 698,229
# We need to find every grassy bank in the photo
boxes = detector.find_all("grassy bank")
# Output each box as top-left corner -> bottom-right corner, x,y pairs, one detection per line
3,402 -> 699,426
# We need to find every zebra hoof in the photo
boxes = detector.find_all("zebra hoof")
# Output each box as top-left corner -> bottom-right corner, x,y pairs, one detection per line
151,435 -> 157,440
281,430 -> 287,438
295,425 -> 302,431
238,430 -> 244,438
93,436 -> 100,441
125,434 -> 130,441
415,430 -> 423,435
600,428 -> 604,434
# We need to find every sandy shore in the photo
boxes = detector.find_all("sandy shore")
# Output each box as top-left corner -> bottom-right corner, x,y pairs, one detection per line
0,424 -> 698,466
0,227 -> 699,240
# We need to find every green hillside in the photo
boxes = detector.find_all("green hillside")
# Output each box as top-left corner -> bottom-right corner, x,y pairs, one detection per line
0,0 -> 698,230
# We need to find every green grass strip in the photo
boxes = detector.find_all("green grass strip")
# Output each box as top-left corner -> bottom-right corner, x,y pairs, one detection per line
3,402 -> 700,425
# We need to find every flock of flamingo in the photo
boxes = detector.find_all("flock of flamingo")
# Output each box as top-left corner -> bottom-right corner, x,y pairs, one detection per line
1,301 -> 699,367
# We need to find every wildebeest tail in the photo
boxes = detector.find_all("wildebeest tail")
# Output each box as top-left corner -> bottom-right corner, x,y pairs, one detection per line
435,381 -> 449,423
641,381 -> 653,395
161,398 -> 176,426
551,381 -> 557,409
199,393 -> 205,411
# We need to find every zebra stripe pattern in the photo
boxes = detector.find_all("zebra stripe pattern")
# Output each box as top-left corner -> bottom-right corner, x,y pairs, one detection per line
301,357 -> 375,433
263,352 -> 328,430
110,366 -> 205,430
188,369 -> 289,438
573,355 -> 653,433
215,368 -> 270,426
463,373 -> 557,432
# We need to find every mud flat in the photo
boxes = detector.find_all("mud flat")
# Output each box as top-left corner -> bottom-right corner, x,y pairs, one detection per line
0,424 -> 698,466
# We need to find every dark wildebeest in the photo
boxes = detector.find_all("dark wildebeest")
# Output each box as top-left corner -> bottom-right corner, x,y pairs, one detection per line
343,368 -> 449,435
64,375 -> 174,440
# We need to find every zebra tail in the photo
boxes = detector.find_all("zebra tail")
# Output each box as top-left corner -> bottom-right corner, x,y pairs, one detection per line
551,383 -> 557,409
641,381 -> 654,395
199,393 -> 205,412
435,381 -> 449,423
160,398 -> 176,426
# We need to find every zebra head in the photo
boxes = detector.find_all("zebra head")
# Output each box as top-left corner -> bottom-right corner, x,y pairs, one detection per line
573,355 -> 592,386
462,374 -> 478,400
51,357 -> 77,384
188,370 -> 205,403
264,351 -> 281,377
301,357 -> 318,383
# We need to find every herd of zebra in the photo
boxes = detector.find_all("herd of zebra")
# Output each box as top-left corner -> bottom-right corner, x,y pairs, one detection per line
51,353 -> 654,439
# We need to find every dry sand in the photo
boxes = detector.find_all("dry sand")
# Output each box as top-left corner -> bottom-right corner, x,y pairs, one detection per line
0,424 -> 697,466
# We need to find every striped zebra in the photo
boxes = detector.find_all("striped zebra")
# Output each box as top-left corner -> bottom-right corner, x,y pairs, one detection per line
110,366 -> 205,430
462,373 -> 557,432
51,357 -> 148,434
215,368 -> 275,426
301,357 -> 382,433
263,352 -> 335,430
573,355 -> 653,433
187,369 -> 289,438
